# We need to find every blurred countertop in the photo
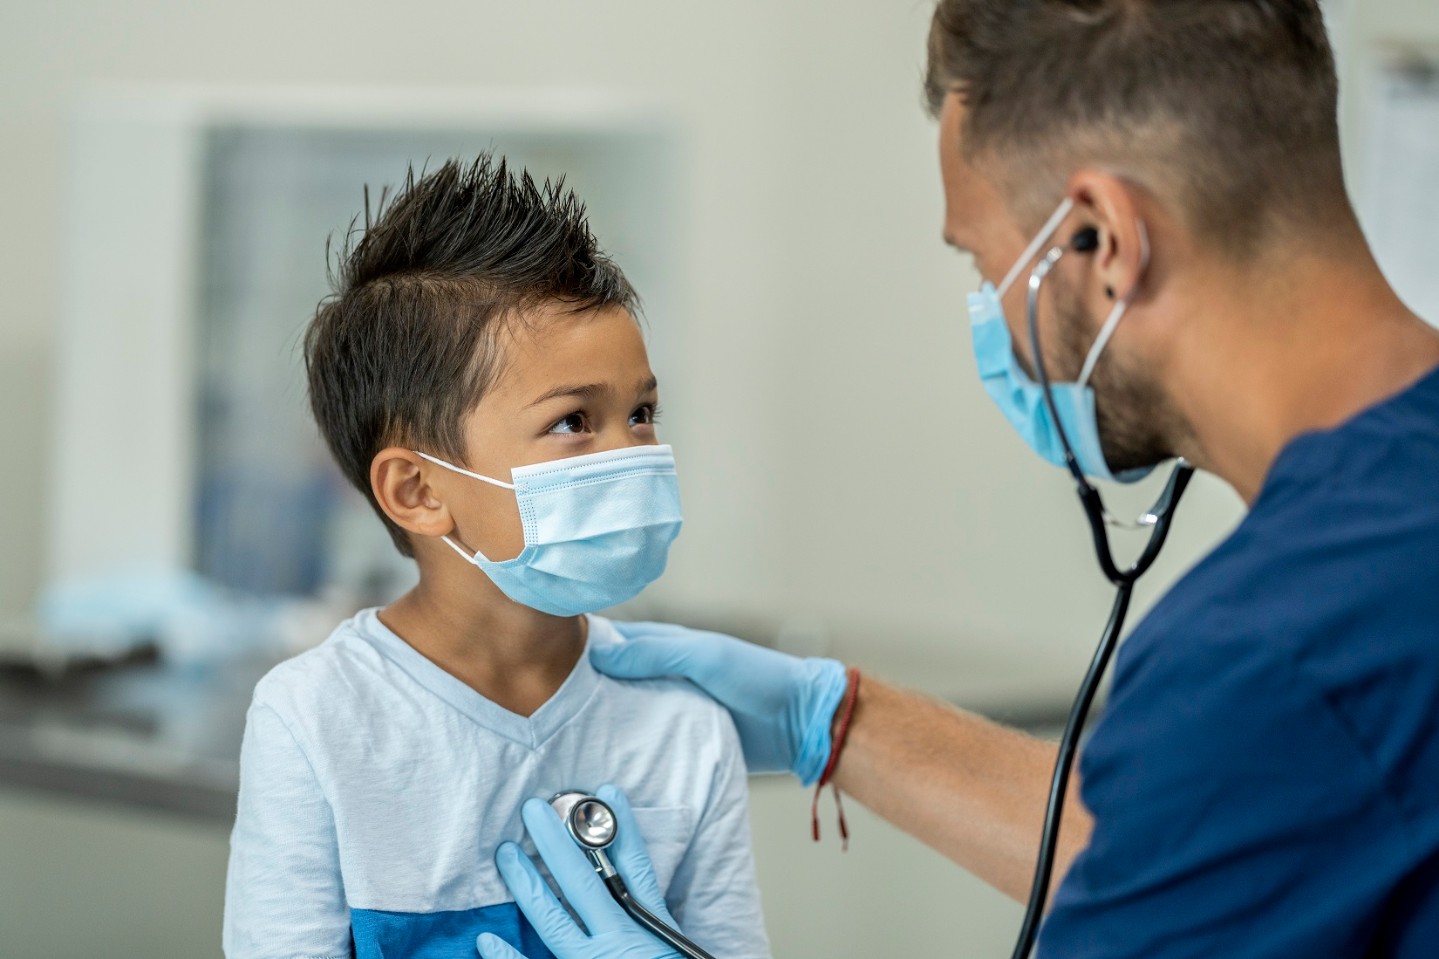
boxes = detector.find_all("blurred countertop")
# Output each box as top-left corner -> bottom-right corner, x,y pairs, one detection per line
0,639 -> 1076,824
0,652 -> 274,822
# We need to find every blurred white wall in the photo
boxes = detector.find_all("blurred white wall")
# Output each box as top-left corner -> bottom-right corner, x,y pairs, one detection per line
0,0 -> 1432,701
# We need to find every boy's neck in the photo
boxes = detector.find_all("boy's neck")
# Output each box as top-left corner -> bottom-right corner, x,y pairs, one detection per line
378,566 -> 587,718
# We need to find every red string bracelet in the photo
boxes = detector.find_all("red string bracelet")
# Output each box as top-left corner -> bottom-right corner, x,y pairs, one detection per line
811,667 -> 861,851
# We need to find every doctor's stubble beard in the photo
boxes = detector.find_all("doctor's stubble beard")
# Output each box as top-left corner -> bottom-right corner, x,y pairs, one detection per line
1050,282 -> 1189,474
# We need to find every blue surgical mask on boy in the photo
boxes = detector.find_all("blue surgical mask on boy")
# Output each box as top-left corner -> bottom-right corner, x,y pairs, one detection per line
965,198 -> 1153,484
414,444 -> 683,617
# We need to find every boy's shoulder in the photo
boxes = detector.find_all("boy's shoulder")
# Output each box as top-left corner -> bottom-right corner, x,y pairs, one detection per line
249,608 -> 391,723
586,617 -> 738,733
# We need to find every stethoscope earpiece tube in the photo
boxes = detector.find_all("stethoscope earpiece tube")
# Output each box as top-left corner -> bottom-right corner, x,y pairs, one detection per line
1008,242 -> 1194,959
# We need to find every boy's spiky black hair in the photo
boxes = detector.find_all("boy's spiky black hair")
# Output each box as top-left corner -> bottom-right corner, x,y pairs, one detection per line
304,154 -> 638,556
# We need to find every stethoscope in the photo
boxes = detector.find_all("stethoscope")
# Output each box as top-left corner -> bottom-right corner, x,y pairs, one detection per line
1007,228 -> 1194,959
549,791 -> 718,959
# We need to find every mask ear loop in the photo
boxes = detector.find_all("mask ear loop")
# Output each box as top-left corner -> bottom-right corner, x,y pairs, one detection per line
412,450 -> 518,563
1081,224 -> 1183,531
1075,220 -> 1150,389
412,450 -> 516,490
996,198 -> 1077,298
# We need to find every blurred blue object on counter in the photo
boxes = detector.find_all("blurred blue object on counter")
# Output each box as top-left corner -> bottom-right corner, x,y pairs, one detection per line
38,568 -> 350,666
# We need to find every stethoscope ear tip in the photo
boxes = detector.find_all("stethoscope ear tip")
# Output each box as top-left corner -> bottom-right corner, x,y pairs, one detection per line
1070,227 -> 1100,253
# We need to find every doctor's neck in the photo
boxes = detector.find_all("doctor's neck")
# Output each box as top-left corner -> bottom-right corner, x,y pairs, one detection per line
1158,228 -> 1439,504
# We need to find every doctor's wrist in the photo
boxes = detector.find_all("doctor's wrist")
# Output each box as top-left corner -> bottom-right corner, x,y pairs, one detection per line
810,666 -> 862,848
826,667 -> 862,776
792,657 -> 849,786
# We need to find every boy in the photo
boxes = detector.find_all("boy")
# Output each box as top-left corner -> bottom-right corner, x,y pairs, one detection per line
223,156 -> 771,959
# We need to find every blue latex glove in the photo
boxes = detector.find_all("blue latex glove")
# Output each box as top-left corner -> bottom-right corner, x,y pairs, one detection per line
475,785 -> 683,959
591,622 -> 848,786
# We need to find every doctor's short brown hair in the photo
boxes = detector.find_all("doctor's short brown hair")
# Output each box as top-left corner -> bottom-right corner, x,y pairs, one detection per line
925,0 -> 1348,252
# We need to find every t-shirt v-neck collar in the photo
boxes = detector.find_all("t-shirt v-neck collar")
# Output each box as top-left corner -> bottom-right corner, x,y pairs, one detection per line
352,608 -> 603,750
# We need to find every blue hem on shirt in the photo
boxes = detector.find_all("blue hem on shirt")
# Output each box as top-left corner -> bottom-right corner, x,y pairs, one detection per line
352,901 -> 556,959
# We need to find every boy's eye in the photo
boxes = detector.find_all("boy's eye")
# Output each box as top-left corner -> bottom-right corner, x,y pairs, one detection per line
549,412 -> 590,435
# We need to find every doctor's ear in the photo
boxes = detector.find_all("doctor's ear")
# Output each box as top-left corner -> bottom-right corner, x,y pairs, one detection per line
370,447 -> 455,540
1065,170 -> 1152,305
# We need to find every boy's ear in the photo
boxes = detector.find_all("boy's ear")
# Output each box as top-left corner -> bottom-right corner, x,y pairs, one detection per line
370,448 -> 454,541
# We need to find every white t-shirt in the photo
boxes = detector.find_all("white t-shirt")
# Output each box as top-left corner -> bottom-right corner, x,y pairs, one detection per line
223,610 -> 770,959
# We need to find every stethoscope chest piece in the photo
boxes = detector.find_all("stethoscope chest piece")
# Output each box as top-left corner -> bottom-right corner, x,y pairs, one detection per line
545,790 -> 717,959
550,791 -> 618,851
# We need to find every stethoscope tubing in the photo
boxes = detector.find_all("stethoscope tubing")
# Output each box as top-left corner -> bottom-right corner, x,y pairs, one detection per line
1007,245 -> 1192,959
600,871 -> 718,959
1009,582 -> 1132,959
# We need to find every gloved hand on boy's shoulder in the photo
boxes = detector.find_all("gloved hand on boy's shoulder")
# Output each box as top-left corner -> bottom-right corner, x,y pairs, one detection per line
592,622 -> 848,786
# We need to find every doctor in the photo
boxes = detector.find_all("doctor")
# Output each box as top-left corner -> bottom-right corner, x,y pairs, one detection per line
480,1 -> 1439,956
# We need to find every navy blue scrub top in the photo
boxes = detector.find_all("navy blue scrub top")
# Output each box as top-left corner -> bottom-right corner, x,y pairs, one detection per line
1040,365 -> 1439,958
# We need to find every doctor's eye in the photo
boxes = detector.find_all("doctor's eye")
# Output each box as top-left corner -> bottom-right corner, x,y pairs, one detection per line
630,403 -> 661,428
548,412 -> 591,435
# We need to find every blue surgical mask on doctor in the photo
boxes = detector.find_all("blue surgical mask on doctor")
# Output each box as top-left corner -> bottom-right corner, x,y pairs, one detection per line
415,444 -> 683,617
966,197 -> 1153,483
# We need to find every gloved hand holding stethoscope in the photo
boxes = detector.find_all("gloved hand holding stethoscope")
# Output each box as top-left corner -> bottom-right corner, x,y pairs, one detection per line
475,783 -> 698,959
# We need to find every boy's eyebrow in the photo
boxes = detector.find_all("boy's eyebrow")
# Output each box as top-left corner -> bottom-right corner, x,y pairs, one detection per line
527,383 -> 606,408
526,376 -> 659,409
